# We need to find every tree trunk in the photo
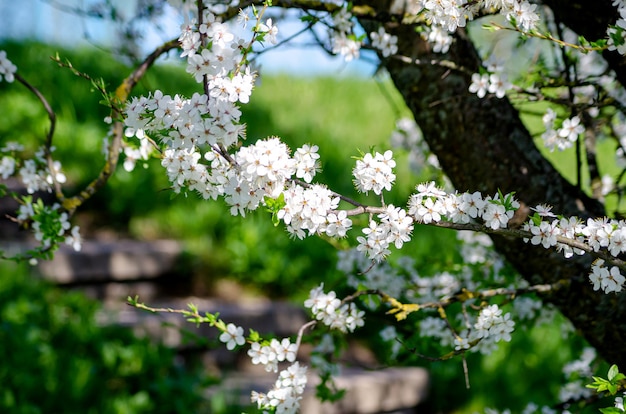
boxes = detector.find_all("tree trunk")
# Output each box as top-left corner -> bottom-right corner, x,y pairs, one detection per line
357,1 -> 626,367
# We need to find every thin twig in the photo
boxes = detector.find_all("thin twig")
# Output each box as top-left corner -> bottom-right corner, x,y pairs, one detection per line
15,73 -> 62,201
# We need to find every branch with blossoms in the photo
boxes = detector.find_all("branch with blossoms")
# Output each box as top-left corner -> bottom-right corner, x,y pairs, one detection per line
13,73 -> 61,200
0,38 -> 182,262
482,21 -> 608,53
127,282 -> 366,412
116,0 -> 626,295
0,54 -> 84,262
383,281 -> 563,322
336,278 -> 566,361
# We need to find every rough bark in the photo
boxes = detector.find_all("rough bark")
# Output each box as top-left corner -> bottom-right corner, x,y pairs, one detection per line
356,1 -> 626,367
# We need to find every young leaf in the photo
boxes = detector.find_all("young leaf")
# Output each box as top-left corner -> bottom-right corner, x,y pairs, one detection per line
608,364 -> 624,382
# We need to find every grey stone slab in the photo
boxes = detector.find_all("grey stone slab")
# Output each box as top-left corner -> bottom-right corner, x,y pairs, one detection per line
208,366 -> 429,414
301,367 -> 429,414
37,239 -> 183,283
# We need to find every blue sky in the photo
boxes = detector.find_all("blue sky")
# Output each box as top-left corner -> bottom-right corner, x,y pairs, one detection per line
0,0 -> 374,76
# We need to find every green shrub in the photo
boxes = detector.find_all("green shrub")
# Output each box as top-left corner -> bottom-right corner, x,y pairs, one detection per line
0,262 -> 211,413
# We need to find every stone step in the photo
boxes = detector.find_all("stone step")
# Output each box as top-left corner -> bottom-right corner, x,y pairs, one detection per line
209,366 -> 429,414
302,367 -> 428,413
37,239 -> 184,284
0,239 -> 189,304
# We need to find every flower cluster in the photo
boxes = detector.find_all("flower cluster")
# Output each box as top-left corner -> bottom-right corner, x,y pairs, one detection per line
0,143 -> 21,180
330,8 -> 360,61
0,50 -> 16,83
608,1 -> 626,55
421,25 -> 453,53
248,338 -> 299,373
279,183 -> 343,239
17,200 -> 82,252
0,133 -> 81,258
353,181 -> 522,262
455,304 -> 515,352
352,150 -> 396,195
419,0 -> 470,33
408,182 -> 519,230
369,27 -> 398,58
357,205 -> 414,261
0,143 -> 81,253
213,316 -> 305,413
522,212 -> 626,293
541,109 -> 585,152
251,362 -> 307,413
468,72 -> 512,99
211,285 -> 368,413
125,87 -> 245,151
331,9 -> 398,62
473,304 -> 515,341
304,284 -> 365,333
237,137 -> 296,198
124,10 -> 256,200
8,146 -> 66,195
419,0 -> 539,41
294,144 -> 320,183
0,155 -> 15,180
589,259 -> 625,294
405,181 -> 626,294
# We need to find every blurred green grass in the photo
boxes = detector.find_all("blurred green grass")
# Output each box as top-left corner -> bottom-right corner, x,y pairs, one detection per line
0,261 -> 212,413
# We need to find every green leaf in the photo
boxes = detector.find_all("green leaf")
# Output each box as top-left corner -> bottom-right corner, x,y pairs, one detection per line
608,364 -> 622,382
600,408 -> 624,414
481,23 -> 500,33
300,15 -> 318,23
591,39 -> 608,48
248,329 -> 261,342
264,193 -> 285,226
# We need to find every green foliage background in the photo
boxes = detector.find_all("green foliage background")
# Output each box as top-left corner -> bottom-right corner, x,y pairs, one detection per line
0,262 -> 212,413
0,41 -> 608,413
